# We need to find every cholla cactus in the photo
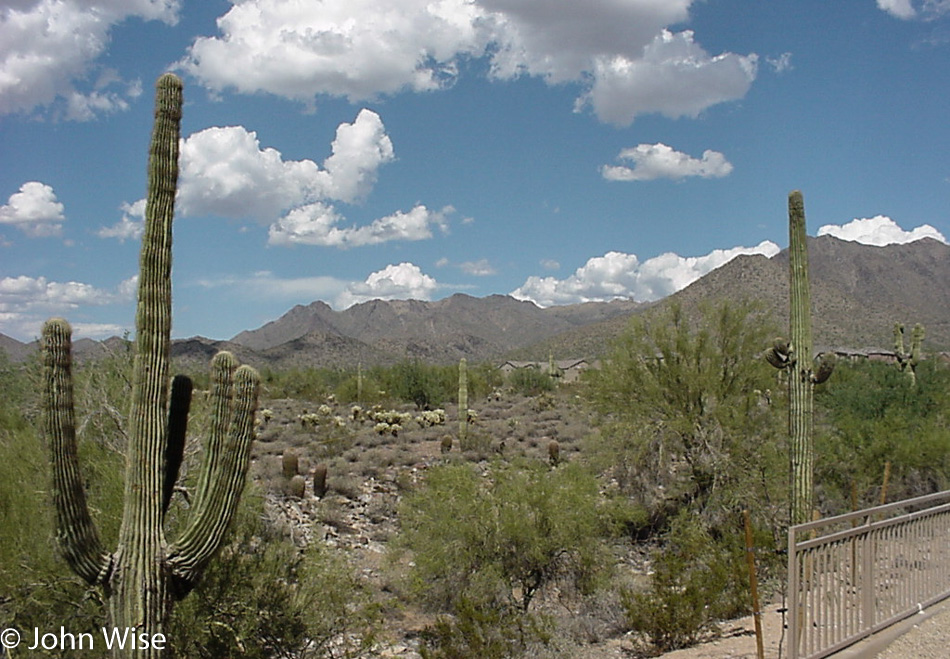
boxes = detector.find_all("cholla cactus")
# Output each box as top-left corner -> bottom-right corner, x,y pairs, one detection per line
765,191 -> 834,525
41,74 -> 260,656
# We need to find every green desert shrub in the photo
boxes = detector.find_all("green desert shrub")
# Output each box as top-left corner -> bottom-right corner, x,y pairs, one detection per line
507,366 -> 554,396
168,489 -> 377,658
622,511 -> 750,653
395,459 -> 610,656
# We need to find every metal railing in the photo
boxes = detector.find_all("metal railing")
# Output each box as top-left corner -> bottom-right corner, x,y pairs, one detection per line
788,490 -> 950,659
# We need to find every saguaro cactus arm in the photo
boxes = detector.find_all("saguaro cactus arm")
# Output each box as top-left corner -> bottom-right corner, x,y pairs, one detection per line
42,318 -> 113,585
167,359 -> 259,593
162,374 -> 192,516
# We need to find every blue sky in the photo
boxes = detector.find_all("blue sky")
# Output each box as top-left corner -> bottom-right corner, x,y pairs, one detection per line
1,0 -> 948,342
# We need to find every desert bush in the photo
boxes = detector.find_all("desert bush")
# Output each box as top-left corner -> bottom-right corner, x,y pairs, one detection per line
395,460 -> 610,615
622,511 -> 750,653
508,366 -> 554,396
583,300 -> 784,531
169,490 -> 377,658
815,358 -> 950,509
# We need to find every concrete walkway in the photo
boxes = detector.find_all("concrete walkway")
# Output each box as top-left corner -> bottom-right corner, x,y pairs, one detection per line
832,597 -> 950,659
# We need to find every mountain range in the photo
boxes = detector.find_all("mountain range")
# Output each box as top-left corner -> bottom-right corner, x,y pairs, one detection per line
3,236 -> 948,370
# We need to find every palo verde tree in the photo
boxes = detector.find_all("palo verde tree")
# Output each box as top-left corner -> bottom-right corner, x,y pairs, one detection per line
585,299 -> 781,528
765,191 -> 834,525
41,73 -> 260,656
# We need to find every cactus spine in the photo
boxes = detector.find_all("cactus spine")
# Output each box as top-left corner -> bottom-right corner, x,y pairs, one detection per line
765,191 -> 833,525
894,322 -> 924,386
458,357 -> 469,450
40,74 -> 260,656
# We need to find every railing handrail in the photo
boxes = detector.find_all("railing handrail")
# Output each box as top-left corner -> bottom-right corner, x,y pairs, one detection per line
788,489 -> 950,659
793,489 -> 950,535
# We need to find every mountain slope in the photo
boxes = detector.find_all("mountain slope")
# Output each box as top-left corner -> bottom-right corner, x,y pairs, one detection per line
524,236 -> 950,360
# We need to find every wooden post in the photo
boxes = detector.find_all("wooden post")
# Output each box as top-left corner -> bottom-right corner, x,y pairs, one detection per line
744,510 -> 765,659
880,461 -> 892,506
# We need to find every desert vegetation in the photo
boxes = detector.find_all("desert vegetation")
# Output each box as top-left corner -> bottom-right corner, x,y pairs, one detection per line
3,299 -> 949,657
3,75 -> 949,659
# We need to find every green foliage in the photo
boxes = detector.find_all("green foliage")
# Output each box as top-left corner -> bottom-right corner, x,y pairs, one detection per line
396,459 -> 608,615
815,358 -> 950,507
168,490 -> 377,659
397,460 -> 608,657
583,300 -> 783,527
419,598 -> 553,659
507,366 -> 554,396
0,358 -> 125,657
383,360 -> 457,409
622,511 -> 750,653
260,366 -> 339,402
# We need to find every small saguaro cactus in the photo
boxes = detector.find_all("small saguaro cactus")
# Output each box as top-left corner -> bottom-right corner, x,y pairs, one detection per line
894,322 -> 925,386
458,357 -> 469,449
765,191 -> 834,526
40,73 -> 260,657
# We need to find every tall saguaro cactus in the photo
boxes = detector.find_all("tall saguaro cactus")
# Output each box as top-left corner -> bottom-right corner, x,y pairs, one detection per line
894,322 -> 924,387
41,73 -> 260,656
765,191 -> 834,525
458,357 -> 469,449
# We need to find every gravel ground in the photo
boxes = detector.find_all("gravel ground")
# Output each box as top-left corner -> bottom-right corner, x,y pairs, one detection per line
873,603 -> 950,659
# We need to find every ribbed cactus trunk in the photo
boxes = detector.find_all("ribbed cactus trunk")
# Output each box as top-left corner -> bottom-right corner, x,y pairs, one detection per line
458,357 -> 468,449
788,190 -> 814,526
109,70 -> 181,644
41,74 -> 260,657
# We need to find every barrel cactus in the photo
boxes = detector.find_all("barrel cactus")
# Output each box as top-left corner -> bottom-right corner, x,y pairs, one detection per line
40,73 -> 260,656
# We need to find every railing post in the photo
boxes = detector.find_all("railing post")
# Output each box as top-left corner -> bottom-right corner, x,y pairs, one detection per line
789,524 -> 799,659
862,518 -> 875,633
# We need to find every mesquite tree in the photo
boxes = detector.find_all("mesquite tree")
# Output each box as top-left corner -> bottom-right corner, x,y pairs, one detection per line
41,73 -> 260,656
765,191 -> 834,525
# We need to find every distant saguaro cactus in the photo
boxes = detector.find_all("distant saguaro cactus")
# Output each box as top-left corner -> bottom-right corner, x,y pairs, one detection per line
41,74 -> 260,657
458,357 -> 469,449
765,191 -> 834,525
894,322 -> 924,387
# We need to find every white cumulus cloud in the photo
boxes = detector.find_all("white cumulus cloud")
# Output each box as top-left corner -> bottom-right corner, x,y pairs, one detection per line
335,262 -> 439,308
602,143 -> 733,181
0,181 -> 66,237
575,30 -> 757,126
179,0 -> 486,103
817,215 -> 947,246
101,109 -> 438,249
511,241 -> 780,307
877,0 -> 950,19
268,203 -> 451,248
0,274 -> 137,339
0,0 -> 178,118
179,0 -> 756,126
